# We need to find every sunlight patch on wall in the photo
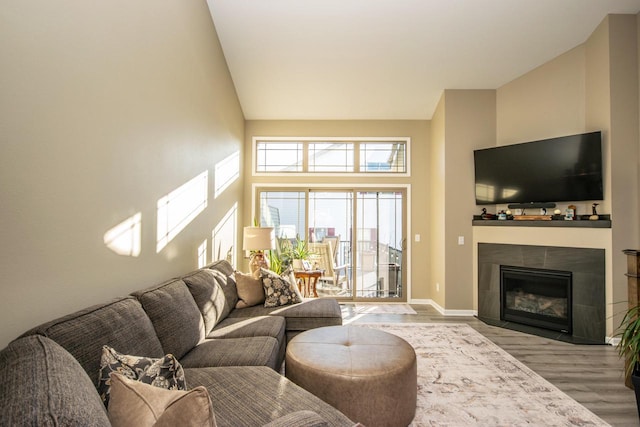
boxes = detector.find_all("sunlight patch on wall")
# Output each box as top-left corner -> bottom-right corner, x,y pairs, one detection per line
214,151 -> 240,199
157,171 -> 209,253
213,203 -> 237,266
198,239 -> 208,268
104,212 -> 142,257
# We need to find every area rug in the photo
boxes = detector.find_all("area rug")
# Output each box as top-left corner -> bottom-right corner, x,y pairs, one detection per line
348,303 -> 417,315
357,323 -> 609,426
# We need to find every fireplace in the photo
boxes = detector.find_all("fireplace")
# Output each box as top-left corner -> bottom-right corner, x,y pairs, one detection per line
500,266 -> 572,334
477,243 -> 605,344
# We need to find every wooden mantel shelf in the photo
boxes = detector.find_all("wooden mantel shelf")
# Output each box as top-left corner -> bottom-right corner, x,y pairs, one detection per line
472,218 -> 611,228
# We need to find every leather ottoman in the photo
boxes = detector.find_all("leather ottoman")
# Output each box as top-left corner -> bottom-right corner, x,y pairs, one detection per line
285,325 -> 417,427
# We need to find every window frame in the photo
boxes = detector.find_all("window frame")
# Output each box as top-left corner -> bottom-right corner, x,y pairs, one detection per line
252,136 -> 410,177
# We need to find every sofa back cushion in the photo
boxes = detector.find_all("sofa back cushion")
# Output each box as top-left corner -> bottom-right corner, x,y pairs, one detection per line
207,261 -> 238,311
21,296 -> 165,381
0,335 -> 111,426
182,268 -> 237,336
133,278 -> 205,360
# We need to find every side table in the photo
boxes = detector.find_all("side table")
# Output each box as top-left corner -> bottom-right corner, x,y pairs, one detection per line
294,270 -> 324,298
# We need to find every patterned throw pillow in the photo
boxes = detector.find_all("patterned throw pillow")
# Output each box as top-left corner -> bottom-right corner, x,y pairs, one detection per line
285,266 -> 304,302
261,268 -> 303,307
97,346 -> 186,409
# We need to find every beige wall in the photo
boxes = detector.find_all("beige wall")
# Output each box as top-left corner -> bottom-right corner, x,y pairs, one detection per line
600,15 -> 639,323
0,0 -> 245,348
429,96 -> 446,307
440,90 -> 496,311
243,120 -> 430,299
497,45 -> 586,147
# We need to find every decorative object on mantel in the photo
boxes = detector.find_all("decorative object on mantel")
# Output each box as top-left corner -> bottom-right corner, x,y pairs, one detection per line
552,208 -> 564,220
590,203 -> 600,220
242,226 -> 275,276
480,207 -> 495,220
513,215 -> 552,221
565,204 -> 577,220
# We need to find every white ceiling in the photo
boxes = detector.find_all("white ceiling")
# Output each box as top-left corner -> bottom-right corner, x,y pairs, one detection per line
207,0 -> 640,120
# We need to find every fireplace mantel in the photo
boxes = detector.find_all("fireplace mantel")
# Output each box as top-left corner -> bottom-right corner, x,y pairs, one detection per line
472,218 -> 611,228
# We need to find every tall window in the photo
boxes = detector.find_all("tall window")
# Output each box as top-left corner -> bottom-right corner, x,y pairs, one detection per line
253,137 -> 409,175
259,191 -> 306,239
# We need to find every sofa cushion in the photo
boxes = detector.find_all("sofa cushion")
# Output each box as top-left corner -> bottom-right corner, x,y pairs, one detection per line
182,268 -> 236,334
228,298 -> 342,334
203,261 -> 239,314
262,411 -> 329,427
208,316 -> 285,342
0,335 -> 111,426
133,279 -> 205,360
98,346 -> 187,408
21,296 -> 165,380
108,373 -> 216,427
184,366 -> 354,427
261,268 -> 302,307
180,337 -> 280,371
234,271 -> 265,308
209,316 -> 287,368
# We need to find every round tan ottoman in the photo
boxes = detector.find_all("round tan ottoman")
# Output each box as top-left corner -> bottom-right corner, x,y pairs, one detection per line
285,325 -> 417,427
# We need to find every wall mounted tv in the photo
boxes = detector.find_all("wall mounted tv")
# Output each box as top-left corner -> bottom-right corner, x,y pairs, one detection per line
473,131 -> 603,206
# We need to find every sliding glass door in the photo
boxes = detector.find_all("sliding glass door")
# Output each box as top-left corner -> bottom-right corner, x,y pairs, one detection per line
354,191 -> 405,299
257,188 -> 406,302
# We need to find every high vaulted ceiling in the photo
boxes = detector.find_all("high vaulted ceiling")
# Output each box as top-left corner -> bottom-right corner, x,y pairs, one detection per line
207,0 -> 640,120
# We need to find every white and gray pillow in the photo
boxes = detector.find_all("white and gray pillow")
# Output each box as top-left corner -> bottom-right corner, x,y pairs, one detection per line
261,268 -> 303,307
97,346 -> 186,409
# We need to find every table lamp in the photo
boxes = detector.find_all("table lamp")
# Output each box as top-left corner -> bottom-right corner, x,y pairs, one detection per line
242,226 -> 275,275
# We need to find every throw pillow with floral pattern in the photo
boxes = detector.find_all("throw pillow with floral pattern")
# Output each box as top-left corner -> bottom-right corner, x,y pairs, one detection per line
97,346 -> 186,408
261,268 -> 303,307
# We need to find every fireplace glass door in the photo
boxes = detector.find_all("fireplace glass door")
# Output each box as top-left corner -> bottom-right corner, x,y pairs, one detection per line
500,265 -> 572,334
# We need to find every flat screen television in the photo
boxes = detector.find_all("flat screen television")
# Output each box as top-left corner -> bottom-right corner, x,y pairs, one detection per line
473,131 -> 603,205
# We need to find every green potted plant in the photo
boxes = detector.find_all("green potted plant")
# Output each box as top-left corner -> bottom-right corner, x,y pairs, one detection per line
616,303 -> 640,414
280,234 -> 310,270
288,235 -> 311,270
267,250 -> 284,274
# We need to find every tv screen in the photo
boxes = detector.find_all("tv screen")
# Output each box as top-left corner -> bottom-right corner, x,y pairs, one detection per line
473,131 -> 603,205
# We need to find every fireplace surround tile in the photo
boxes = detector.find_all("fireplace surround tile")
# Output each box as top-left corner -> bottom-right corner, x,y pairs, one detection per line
477,243 -> 605,344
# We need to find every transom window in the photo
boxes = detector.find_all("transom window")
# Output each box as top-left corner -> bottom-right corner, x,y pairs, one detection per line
256,142 -> 303,172
254,137 -> 409,175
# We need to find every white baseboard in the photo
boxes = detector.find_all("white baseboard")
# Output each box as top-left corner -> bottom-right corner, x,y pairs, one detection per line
410,299 -> 477,316
606,337 -> 619,346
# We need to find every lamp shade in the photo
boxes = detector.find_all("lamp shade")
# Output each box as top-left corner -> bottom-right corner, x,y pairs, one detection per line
242,226 -> 275,251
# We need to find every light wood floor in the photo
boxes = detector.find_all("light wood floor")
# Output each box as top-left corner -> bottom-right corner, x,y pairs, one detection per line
342,303 -> 639,427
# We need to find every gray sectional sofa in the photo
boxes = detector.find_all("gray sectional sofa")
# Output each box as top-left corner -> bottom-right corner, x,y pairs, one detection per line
0,260 -> 354,426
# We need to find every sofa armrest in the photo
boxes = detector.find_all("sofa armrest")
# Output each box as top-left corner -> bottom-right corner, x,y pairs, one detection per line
262,410 -> 328,427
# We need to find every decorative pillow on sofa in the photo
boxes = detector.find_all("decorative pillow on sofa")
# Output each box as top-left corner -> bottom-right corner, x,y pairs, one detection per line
234,271 -> 265,308
261,268 -> 303,307
285,266 -> 304,302
108,373 -> 217,427
97,346 -> 186,409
